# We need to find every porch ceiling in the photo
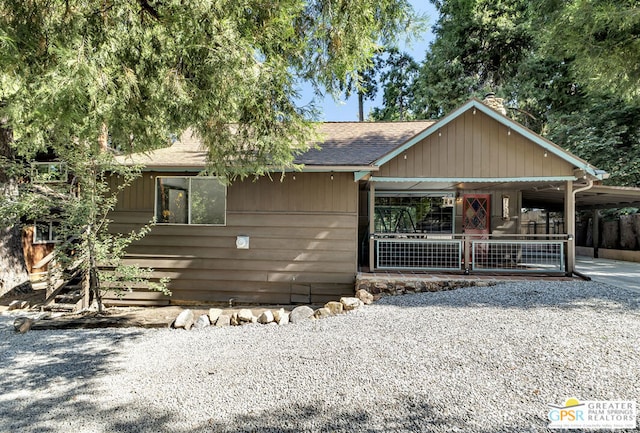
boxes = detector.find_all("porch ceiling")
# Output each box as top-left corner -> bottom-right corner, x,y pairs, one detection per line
523,185 -> 640,211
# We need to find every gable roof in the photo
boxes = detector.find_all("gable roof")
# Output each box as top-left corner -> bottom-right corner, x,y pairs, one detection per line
117,98 -> 607,182
362,98 -> 606,181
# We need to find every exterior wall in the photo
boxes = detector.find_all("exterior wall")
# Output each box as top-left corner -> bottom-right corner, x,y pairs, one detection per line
21,225 -> 55,275
108,171 -> 359,305
376,110 -> 575,179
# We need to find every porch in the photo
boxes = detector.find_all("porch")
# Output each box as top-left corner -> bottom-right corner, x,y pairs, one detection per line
370,233 -> 570,274
356,265 -> 575,298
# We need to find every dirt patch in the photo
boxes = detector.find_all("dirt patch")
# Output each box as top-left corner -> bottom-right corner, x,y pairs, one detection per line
2,287 -> 298,331
0,288 -> 46,313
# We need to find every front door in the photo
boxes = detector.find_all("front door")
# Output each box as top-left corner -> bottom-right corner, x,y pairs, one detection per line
463,194 -> 491,267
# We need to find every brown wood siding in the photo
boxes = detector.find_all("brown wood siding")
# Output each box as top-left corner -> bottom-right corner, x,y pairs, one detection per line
378,110 -> 575,179
107,172 -> 358,305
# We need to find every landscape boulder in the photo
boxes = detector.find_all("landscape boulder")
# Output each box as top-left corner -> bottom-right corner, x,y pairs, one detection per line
216,315 -> 231,327
340,297 -> 363,311
237,309 -> 254,323
289,305 -> 314,323
273,308 -> 290,325
314,307 -> 332,319
173,309 -> 195,330
208,308 -> 223,325
324,301 -> 344,315
193,314 -> 211,329
257,310 -> 274,324
355,289 -> 374,305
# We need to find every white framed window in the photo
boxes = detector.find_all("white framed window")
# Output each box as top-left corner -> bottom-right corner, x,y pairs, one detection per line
155,176 -> 226,225
31,162 -> 67,183
33,221 -> 61,244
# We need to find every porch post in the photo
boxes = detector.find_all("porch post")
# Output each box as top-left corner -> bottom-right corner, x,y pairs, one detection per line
369,182 -> 375,271
565,180 -> 576,274
592,209 -> 600,258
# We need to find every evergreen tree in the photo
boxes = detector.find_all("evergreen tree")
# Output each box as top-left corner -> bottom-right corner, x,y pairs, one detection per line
0,0 -> 420,298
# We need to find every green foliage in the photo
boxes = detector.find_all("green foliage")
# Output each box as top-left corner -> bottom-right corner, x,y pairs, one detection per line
546,94 -> 640,186
0,0 -> 421,178
537,0 -> 640,101
411,0 -> 534,118
370,48 -> 420,120
1,0 -> 421,307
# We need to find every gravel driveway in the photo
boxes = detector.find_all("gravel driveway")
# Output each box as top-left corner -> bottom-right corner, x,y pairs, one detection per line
1,281 -> 639,432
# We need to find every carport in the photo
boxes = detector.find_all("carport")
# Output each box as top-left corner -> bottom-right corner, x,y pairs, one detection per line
523,184 -> 640,260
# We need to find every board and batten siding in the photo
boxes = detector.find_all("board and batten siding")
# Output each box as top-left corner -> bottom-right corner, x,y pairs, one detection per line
376,110 -> 575,179
107,171 -> 358,305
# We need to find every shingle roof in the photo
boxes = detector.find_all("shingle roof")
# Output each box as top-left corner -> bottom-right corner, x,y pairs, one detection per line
297,121 -> 434,166
117,121 -> 435,170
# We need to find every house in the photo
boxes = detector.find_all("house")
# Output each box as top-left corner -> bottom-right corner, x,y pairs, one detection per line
107,97 -> 626,306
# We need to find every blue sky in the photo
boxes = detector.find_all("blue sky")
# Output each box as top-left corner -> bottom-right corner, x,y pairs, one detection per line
298,1 -> 437,122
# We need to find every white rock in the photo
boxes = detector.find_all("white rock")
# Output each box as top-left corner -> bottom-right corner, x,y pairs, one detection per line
314,307 -> 332,319
324,301 -> 344,315
340,297 -> 364,311
237,309 -> 253,322
355,289 -> 374,305
273,308 -> 285,322
8,300 -> 21,311
193,314 -> 211,329
289,305 -> 314,323
277,312 -> 289,325
257,310 -> 274,324
173,309 -> 195,330
208,308 -> 223,325
215,315 -> 231,327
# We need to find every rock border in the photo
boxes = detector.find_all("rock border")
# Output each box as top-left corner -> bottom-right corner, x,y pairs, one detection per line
171,296 -> 365,330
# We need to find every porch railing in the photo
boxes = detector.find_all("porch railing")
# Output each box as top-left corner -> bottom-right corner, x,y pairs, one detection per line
471,239 -> 565,273
372,233 -> 567,273
376,237 -> 462,271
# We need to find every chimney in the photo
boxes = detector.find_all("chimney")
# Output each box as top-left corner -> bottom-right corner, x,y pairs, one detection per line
482,92 -> 506,116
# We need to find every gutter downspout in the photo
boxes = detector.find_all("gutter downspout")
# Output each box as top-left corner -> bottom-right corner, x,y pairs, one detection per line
568,179 -> 594,276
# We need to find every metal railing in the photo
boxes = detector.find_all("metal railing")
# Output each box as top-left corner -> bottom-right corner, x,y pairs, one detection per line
373,233 -> 568,273
376,236 -> 462,271
471,240 -> 565,273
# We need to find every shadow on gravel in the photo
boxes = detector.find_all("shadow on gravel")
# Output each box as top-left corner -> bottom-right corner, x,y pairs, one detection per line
97,395 -> 548,433
0,326 -> 143,432
375,281 -> 640,312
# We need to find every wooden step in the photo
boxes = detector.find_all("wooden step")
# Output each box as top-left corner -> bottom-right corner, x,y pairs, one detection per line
55,293 -> 83,304
47,303 -> 79,312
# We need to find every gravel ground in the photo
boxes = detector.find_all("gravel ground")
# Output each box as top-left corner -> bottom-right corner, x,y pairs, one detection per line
1,280 -> 639,433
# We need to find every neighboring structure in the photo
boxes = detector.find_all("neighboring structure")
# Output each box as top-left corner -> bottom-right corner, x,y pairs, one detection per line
107,97 -> 628,306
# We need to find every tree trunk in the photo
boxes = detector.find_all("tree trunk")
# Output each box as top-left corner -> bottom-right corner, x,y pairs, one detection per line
0,123 -> 32,297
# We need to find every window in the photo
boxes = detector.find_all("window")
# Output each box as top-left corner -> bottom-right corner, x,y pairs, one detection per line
155,177 -> 226,225
31,162 -> 67,183
33,221 -> 60,244
374,193 -> 454,234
